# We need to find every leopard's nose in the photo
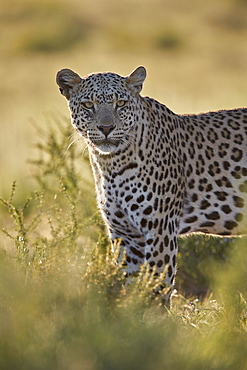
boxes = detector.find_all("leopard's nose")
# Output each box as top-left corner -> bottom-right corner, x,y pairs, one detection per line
97,124 -> 115,138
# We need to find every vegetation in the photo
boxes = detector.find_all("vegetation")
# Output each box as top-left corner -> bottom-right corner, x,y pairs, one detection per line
1,0 -> 247,368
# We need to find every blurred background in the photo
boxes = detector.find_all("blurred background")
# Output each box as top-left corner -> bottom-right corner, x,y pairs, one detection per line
1,0 -> 247,197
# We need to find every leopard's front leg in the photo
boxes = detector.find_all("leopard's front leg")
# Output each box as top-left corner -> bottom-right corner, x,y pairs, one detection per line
100,182 -> 182,306
108,222 -> 178,307
142,222 -> 179,306
108,228 -> 146,275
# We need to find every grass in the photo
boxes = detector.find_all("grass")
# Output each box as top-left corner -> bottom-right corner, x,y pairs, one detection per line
1,0 -> 247,368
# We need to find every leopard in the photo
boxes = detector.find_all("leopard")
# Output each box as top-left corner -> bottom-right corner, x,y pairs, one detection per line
56,66 -> 247,304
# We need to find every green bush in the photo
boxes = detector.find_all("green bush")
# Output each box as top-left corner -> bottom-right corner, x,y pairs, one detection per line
156,29 -> 183,51
177,235 -> 234,297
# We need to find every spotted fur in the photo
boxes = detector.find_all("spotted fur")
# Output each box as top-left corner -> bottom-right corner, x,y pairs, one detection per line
56,66 -> 247,304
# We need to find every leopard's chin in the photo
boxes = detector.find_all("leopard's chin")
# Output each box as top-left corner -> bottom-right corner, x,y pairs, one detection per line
98,142 -> 118,154
91,139 -> 122,155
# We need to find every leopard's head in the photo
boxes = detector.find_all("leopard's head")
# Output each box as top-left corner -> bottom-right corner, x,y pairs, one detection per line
56,66 -> 146,155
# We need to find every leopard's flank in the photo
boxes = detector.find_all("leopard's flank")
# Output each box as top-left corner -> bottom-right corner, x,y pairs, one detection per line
56,66 -> 247,304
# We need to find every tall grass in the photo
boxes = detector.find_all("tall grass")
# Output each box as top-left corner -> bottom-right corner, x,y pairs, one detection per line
0,117 -> 247,369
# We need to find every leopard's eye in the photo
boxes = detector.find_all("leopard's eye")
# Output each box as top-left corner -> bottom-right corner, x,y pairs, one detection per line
82,101 -> 94,109
116,100 -> 126,108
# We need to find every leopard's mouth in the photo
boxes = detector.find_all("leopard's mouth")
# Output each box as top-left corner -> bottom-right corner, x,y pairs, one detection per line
97,139 -> 120,145
91,139 -> 121,153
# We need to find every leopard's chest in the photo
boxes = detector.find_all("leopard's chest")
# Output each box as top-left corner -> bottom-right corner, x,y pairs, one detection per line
95,163 -> 154,232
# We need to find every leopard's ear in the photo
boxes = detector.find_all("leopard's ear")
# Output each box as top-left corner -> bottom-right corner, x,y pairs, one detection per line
126,66 -> 146,94
56,69 -> 82,100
